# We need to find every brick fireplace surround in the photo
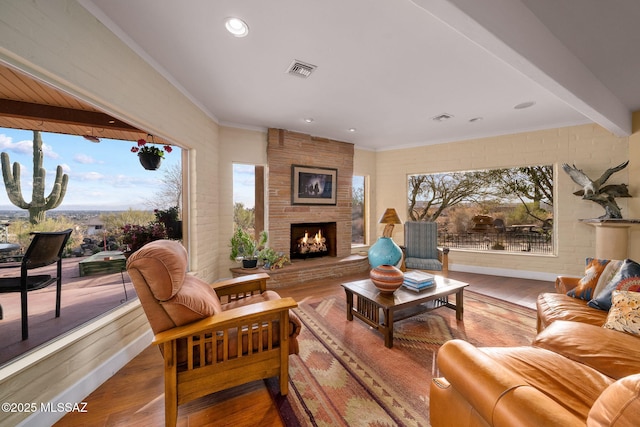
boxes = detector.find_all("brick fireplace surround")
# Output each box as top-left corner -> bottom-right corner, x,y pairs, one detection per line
262,128 -> 368,286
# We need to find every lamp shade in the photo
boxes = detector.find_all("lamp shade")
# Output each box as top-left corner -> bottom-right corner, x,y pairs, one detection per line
379,208 -> 402,224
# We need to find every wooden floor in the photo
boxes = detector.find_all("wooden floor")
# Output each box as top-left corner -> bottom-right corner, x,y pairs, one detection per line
56,271 -> 554,426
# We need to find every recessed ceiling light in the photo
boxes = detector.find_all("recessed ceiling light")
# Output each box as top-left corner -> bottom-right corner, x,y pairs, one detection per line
224,17 -> 249,37
304,118 -> 314,123
514,101 -> 536,109
348,128 -> 356,132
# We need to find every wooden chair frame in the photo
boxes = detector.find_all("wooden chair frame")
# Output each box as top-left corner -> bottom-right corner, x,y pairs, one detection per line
149,273 -> 298,427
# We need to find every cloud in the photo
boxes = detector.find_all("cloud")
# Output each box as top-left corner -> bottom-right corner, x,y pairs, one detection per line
0,133 -> 60,158
73,153 -> 96,164
79,171 -> 105,181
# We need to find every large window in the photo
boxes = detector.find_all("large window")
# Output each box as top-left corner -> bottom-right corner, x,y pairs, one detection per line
352,175 -> 366,245
407,166 -> 554,254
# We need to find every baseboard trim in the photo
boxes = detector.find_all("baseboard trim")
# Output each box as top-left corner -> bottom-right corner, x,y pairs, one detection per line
450,263 -> 558,282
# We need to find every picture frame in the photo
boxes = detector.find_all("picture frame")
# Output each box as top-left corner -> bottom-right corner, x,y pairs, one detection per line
291,165 -> 337,205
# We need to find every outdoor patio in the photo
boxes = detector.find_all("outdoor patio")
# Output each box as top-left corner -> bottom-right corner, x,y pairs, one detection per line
0,257 -> 137,367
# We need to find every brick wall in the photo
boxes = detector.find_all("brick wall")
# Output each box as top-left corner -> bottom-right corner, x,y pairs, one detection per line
267,129 -> 354,258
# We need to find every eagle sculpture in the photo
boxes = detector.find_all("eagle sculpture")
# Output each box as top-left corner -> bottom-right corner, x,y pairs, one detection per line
562,161 -> 630,219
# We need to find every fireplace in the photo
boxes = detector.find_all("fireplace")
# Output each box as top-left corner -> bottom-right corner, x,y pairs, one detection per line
290,222 -> 337,259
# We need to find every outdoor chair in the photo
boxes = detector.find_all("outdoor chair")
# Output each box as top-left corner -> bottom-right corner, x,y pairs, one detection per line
126,239 -> 301,427
401,221 -> 449,276
0,229 -> 72,340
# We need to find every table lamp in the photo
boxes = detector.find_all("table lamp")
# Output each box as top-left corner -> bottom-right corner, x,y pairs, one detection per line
368,208 -> 403,268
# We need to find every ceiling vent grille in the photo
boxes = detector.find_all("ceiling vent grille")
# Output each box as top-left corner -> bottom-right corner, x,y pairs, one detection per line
286,60 -> 317,78
432,113 -> 454,122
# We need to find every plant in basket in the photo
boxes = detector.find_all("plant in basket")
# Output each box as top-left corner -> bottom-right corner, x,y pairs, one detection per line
131,135 -> 173,170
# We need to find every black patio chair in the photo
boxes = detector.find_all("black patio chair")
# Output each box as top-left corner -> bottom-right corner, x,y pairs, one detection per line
0,229 -> 72,340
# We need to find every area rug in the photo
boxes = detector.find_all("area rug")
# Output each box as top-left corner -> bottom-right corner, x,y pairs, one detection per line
267,290 -> 537,427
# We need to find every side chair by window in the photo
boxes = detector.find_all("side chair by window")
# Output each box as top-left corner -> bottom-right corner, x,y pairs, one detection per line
126,239 -> 301,427
0,229 -> 73,340
402,221 -> 449,276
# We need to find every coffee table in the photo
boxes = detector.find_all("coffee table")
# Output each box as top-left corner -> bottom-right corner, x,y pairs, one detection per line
342,276 -> 469,348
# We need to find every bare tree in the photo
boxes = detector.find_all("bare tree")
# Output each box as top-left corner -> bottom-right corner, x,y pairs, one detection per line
487,166 -> 553,222
145,163 -> 182,209
407,172 -> 490,221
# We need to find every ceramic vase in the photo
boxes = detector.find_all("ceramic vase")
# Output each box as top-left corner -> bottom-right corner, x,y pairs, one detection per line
368,236 -> 402,268
370,264 -> 404,293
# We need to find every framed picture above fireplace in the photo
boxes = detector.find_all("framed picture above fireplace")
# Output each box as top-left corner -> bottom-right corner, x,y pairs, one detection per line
292,165 -> 337,205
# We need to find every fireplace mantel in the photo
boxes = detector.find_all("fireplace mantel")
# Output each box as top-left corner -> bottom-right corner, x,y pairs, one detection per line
267,129 -> 354,258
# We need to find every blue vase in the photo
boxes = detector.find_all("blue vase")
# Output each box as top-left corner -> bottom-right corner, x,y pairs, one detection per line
368,237 -> 402,268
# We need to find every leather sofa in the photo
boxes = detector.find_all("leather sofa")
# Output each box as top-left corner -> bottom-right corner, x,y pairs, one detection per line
430,261 -> 640,426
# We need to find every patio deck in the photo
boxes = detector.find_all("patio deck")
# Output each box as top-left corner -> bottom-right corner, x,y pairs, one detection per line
0,256 -> 136,367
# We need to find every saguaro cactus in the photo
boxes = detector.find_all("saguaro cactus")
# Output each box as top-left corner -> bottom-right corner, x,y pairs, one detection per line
1,130 -> 68,224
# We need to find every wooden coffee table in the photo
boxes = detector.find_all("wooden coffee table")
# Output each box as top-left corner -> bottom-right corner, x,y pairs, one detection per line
342,276 -> 469,348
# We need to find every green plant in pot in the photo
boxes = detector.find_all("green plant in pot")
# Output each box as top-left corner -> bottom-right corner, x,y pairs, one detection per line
230,228 -> 267,268
258,246 -> 290,270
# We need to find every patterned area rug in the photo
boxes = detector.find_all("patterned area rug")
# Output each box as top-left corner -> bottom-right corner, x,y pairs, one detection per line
268,290 -> 537,427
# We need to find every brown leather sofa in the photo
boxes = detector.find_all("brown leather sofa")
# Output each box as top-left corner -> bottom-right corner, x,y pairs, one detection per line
430,269 -> 640,426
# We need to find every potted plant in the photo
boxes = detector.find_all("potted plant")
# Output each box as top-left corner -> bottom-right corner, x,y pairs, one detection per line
258,247 -> 290,270
154,206 -> 182,239
229,228 -> 267,268
131,135 -> 173,170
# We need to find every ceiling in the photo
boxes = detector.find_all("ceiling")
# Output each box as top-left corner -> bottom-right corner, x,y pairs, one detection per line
0,63 -> 172,146
4,1 -> 640,152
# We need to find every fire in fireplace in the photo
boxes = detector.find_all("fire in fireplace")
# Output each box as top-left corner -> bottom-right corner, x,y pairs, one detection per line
297,229 -> 327,255
290,222 -> 337,259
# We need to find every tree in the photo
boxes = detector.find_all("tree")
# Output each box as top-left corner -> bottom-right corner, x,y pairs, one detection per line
147,163 -> 182,210
407,171 -> 491,221
487,166 -> 553,223
233,202 -> 255,231
1,130 -> 68,224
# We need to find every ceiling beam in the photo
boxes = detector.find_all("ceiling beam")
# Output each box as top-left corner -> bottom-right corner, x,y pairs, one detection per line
411,0 -> 632,137
0,99 -> 139,132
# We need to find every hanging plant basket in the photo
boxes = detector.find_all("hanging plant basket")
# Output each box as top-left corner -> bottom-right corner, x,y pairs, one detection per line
139,152 -> 162,170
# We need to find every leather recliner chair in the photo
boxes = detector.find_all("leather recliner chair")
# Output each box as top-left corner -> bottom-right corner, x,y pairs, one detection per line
127,239 -> 301,427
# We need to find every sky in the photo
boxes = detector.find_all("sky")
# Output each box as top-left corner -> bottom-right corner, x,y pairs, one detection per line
0,128 -> 182,211
233,163 -> 255,208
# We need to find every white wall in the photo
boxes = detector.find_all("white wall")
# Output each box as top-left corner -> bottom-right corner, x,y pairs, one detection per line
217,126 -> 268,276
0,1 -> 220,424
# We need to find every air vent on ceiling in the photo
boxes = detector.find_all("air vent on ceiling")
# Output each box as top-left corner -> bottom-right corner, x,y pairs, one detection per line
432,113 -> 454,122
286,60 -> 317,78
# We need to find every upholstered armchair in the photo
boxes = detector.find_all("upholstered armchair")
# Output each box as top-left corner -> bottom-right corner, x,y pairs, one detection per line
401,221 -> 449,275
126,240 -> 300,427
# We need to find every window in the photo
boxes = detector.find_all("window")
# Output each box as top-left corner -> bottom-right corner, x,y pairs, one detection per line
232,163 -> 265,236
352,175 -> 366,245
407,166 -> 554,254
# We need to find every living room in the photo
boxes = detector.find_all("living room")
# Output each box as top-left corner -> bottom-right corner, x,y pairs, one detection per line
1,1 -> 640,426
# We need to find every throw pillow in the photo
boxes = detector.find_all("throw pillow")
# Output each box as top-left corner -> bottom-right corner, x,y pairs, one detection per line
588,259 -> 640,311
567,258 -> 610,301
603,291 -> 640,337
592,259 -> 623,298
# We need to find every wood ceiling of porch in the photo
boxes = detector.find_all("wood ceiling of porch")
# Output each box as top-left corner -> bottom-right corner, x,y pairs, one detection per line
0,63 -> 168,145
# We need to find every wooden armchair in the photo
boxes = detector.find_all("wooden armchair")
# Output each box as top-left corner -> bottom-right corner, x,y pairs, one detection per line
401,221 -> 449,276
126,240 -> 300,427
